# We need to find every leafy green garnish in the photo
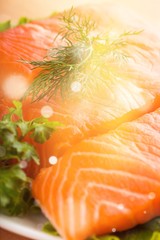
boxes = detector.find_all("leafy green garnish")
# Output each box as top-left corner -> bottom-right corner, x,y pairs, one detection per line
88,218 -> 160,240
0,100 -> 61,165
118,218 -> 160,240
42,222 -> 59,236
0,100 -> 61,215
29,117 -> 61,144
43,218 -> 160,240
90,235 -> 120,240
0,165 -> 33,216
18,17 -> 30,25
0,16 -> 30,33
143,217 -> 160,231
119,229 -> 153,240
0,20 -> 11,32
151,232 -> 160,240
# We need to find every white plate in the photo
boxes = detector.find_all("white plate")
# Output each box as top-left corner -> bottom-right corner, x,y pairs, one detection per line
0,213 -> 62,240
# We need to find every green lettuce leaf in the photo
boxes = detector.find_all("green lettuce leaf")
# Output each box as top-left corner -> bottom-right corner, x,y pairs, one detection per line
0,16 -> 31,33
42,222 -> 59,236
17,17 -> 30,25
42,218 -> 160,240
0,20 -> 11,32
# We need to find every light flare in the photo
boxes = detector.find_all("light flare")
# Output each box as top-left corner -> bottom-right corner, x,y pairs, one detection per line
117,204 -> 125,210
49,156 -> 58,165
108,31 -> 118,40
148,192 -> 156,200
41,105 -> 54,118
2,74 -> 29,99
19,160 -> 28,169
70,81 -> 82,92
112,228 -> 117,233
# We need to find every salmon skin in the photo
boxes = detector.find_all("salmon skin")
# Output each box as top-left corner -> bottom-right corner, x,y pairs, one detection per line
32,107 -> 160,240
1,4 -> 160,178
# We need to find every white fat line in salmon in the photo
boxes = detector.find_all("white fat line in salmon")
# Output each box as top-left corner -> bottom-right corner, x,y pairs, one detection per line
53,150 -> 160,237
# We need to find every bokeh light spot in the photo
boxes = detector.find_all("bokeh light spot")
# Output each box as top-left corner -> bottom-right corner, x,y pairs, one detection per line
41,105 -> 54,118
49,156 -> 58,165
148,192 -> 156,200
112,228 -> 117,233
2,75 -> 28,99
70,81 -> 82,92
19,160 -> 28,169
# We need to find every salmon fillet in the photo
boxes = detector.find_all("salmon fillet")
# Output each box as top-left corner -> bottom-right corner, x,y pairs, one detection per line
0,4 -> 160,178
1,3 -> 160,239
32,107 -> 160,240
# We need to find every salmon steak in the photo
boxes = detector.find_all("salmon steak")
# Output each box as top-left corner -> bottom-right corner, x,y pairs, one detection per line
33,107 -> 160,240
0,2 -> 160,239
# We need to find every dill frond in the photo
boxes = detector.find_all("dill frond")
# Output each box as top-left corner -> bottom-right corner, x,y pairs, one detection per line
22,7 -> 142,102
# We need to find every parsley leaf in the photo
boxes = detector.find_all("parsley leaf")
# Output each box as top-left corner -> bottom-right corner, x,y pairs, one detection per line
0,100 -> 61,215
0,165 -> 33,216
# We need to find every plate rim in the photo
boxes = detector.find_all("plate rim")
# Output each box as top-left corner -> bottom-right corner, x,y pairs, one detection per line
0,214 -> 61,240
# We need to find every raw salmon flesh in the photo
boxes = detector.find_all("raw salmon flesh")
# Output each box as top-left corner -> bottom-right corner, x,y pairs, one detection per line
0,3 -> 160,240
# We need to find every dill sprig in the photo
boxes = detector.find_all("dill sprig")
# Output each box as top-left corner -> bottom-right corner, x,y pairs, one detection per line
22,8 -> 142,102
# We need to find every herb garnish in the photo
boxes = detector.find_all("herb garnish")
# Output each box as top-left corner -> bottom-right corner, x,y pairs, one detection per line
0,20 -> 11,32
0,100 -> 61,216
0,165 -> 34,216
0,17 -> 31,33
22,8 -> 142,102
43,218 -> 160,240
43,221 -> 59,236
89,218 -> 160,240
18,17 -> 30,25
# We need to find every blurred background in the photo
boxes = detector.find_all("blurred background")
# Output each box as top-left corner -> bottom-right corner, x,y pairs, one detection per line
0,0 -> 160,29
